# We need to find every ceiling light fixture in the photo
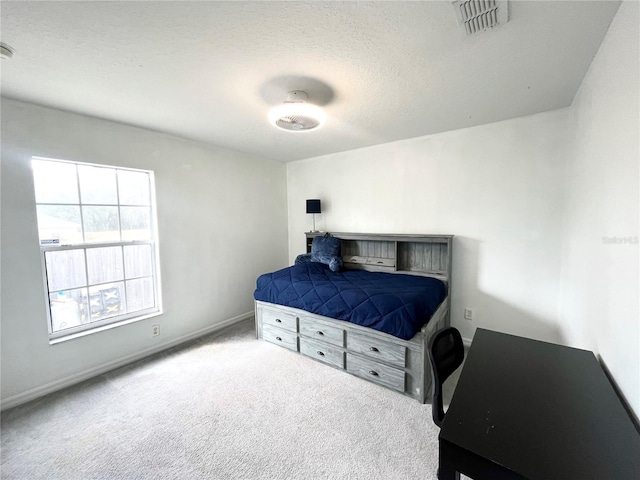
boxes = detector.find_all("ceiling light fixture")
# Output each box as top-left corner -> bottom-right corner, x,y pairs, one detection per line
0,42 -> 15,60
269,90 -> 326,132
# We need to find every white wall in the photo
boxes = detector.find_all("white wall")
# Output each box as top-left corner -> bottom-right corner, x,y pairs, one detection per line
560,1 -> 639,416
287,109 -> 570,345
1,98 -> 289,407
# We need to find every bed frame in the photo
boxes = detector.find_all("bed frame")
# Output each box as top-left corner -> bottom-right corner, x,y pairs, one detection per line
255,232 -> 453,403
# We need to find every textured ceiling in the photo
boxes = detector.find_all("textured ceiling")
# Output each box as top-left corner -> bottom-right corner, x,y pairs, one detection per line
0,1 -> 620,162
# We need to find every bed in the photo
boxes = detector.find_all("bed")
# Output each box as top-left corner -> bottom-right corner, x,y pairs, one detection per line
254,232 -> 453,403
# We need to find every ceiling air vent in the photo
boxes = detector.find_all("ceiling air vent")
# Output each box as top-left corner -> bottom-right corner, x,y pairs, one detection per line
453,0 -> 509,35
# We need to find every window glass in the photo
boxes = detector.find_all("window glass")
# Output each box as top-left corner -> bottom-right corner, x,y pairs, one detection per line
78,165 -> 118,205
50,287 -> 88,332
32,160 -> 78,204
126,277 -> 155,312
87,246 -> 124,285
82,206 -> 120,242
124,244 -> 152,278
45,249 -> 87,291
37,205 -> 83,244
88,283 -> 126,321
121,206 -> 151,240
118,170 -> 150,206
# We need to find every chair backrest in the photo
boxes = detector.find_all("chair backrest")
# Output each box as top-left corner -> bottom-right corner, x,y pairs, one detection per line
428,327 -> 464,428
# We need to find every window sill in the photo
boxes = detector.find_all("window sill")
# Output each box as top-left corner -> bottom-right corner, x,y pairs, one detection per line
49,310 -> 163,345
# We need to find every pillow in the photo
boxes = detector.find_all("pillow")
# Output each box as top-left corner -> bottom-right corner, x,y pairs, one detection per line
310,233 -> 343,272
294,253 -> 312,265
329,256 -> 344,272
311,233 -> 340,258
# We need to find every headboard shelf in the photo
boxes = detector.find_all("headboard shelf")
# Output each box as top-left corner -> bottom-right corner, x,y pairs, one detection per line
343,239 -> 395,259
305,232 -> 453,285
397,241 -> 448,274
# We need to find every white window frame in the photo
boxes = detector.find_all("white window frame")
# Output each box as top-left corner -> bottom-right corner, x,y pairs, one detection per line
32,156 -> 162,343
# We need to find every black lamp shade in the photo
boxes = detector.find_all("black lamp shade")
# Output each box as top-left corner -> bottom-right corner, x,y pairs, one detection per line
306,199 -> 321,214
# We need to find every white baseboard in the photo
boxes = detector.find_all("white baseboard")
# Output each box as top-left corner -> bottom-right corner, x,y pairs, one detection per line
1,312 -> 253,411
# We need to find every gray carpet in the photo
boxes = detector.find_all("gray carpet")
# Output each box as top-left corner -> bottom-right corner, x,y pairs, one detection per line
1,319 -> 463,480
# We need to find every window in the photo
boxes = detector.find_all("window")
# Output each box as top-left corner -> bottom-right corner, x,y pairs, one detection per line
32,157 -> 162,342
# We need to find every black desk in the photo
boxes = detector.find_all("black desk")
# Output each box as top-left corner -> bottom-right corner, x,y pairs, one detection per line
439,328 -> 640,480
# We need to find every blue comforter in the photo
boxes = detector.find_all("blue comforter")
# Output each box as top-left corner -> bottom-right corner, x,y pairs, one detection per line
254,262 -> 447,340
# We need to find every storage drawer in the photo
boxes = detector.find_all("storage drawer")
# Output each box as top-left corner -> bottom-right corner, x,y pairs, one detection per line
300,338 -> 344,369
299,318 -> 344,347
262,324 -> 298,352
346,354 -> 405,393
261,308 -> 298,333
365,257 -> 396,268
347,332 -> 406,367
343,255 -> 367,264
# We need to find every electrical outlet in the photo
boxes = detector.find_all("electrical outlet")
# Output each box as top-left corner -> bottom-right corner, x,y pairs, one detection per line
152,324 -> 160,336
464,308 -> 474,321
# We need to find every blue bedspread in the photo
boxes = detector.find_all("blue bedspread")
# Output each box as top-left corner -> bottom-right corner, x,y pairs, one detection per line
254,262 -> 447,340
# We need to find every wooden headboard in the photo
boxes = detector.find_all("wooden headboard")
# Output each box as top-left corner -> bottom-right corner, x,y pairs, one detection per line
305,232 -> 453,286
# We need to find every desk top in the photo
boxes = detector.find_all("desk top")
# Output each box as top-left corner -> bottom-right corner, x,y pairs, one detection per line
440,328 -> 640,480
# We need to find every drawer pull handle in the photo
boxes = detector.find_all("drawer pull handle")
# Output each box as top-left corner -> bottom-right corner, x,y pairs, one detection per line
316,331 -> 324,336
369,347 -> 379,352
317,351 -> 325,356
275,336 -> 282,341
377,261 -> 383,264
275,319 -> 282,323
369,370 -> 379,376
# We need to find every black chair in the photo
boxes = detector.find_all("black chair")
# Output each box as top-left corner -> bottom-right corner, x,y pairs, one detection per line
428,327 -> 465,428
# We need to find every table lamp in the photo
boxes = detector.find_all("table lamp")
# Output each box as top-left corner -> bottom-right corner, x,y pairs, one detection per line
306,199 -> 321,232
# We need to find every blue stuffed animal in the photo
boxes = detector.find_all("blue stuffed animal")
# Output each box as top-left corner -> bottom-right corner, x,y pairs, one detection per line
295,233 -> 343,272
